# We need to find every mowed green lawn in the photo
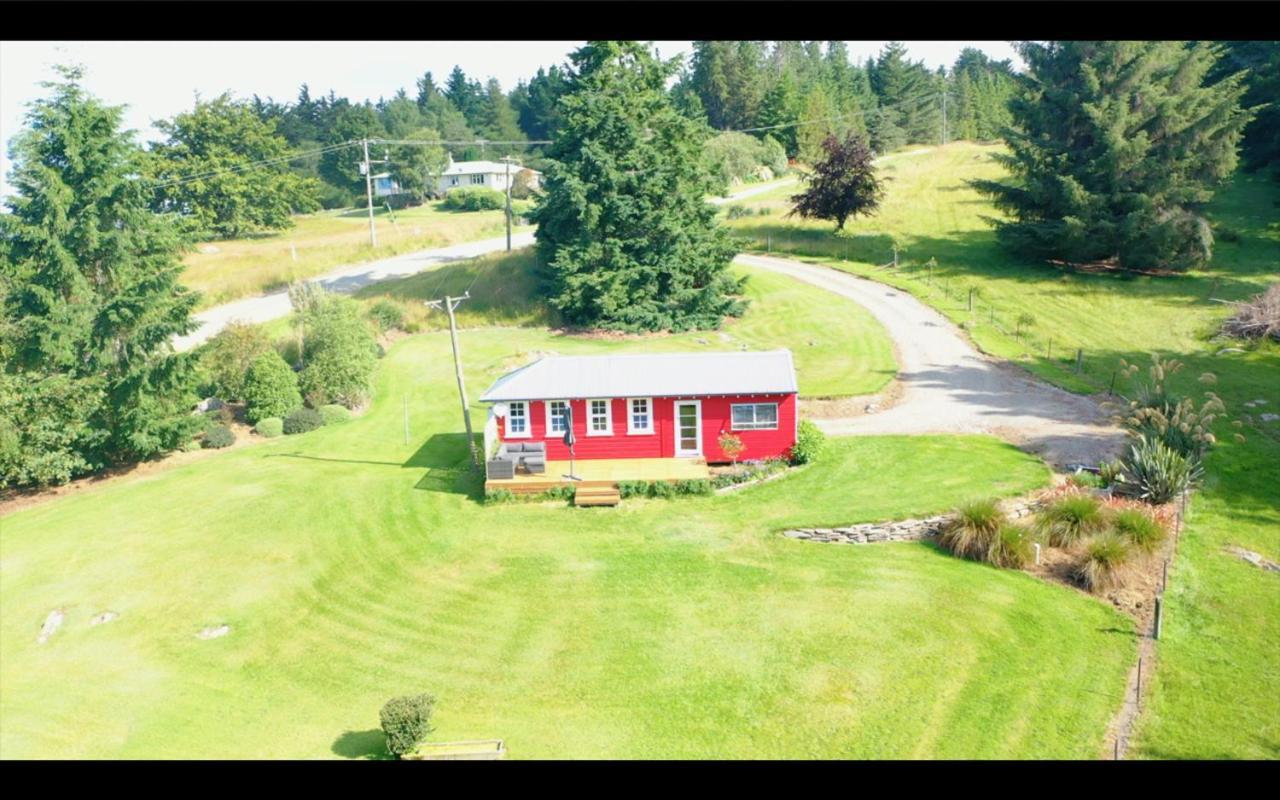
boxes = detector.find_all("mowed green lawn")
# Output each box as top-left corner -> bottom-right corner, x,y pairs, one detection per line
355,255 -> 897,398
726,142 -> 1280,759
0,276 -> 1137,759
181,202 -> 533,310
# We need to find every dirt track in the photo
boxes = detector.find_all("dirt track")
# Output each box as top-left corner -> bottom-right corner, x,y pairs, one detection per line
737,253 -> 1127,469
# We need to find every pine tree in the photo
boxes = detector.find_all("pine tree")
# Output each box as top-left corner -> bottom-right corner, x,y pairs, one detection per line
1,66 -> 200,485
758,68 -> 803,157
971,41 -> 1254,272
530,42 -> 745,332
1210,40 -> 1280,178
474,78 -> 527,157
871,42 -> 940,145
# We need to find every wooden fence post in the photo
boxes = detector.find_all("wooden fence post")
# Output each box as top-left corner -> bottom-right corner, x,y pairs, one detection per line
1075,348 -> 1083,374
1154,595 -> 1163,640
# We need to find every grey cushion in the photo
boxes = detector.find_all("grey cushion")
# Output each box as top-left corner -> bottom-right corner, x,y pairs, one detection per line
524,441 -> 546,453
508,442 -> 528,452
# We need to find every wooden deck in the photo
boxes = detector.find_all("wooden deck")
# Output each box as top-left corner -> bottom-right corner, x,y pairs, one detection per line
485,457 -> 710,495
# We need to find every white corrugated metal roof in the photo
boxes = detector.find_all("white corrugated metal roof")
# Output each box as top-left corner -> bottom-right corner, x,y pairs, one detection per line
442,160 -> 541,177
479,350 -> 797,402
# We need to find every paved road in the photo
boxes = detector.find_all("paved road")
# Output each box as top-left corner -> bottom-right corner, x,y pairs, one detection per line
178,147 -> 940,352
736,253 -> 1126,468
174,231 -> 537,351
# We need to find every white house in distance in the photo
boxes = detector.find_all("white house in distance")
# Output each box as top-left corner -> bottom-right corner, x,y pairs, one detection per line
437,156 -> 542,195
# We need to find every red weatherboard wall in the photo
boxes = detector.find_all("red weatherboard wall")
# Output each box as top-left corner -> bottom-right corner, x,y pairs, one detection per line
496,394 -> 797,462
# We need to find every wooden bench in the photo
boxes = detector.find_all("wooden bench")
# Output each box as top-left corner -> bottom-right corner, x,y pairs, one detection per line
402,739 -> 506,760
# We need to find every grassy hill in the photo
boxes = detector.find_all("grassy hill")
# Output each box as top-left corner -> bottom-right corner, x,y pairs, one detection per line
181,201 -> 533,310
2,310 -> 1140,759
725,141 -> 1280,759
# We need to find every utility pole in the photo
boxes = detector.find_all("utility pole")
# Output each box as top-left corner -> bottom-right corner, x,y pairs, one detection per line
940,92 -> 948,146
501,155 -> 515,252
362,139 -> 378,248
426,293 -> 478,467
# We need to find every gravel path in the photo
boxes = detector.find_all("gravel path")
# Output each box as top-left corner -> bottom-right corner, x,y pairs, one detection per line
174,231 -> 536,352
736,253 -> 1126,469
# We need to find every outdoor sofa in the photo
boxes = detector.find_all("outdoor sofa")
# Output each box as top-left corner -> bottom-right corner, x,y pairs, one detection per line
486,441 -> 546,479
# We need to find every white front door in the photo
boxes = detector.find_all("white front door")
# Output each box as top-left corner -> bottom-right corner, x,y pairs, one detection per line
674,401 -> 702,457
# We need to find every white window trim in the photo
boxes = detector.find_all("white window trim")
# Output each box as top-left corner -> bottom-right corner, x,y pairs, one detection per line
627,397 -> 654,435
504,400 -> 531,439
730,402 -> 780,431
545,399 -> 570,436
587,398 -> 613,436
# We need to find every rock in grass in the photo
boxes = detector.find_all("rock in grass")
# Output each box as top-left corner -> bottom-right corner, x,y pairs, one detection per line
90,611 -> 119,626
37,609 -> 65,644
196,624 -> 231,640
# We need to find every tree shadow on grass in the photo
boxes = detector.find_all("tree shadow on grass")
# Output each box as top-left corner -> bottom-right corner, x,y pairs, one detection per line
404,432 -> 485,501
332,729 -> 391,760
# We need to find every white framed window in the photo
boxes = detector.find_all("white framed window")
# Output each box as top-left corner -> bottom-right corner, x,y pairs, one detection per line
505,401 -> 530,438
449,176 -> 459,186
588,399 -> 613,436
628,398 -> 653,434
470,174 -> 485,185
731,402 -> 779,431
546,400 -> 569,435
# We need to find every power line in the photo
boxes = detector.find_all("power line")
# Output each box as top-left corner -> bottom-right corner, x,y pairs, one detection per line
149,140 -> 355,189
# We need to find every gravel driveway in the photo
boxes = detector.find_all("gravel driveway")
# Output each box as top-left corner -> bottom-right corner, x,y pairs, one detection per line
736,253 -> 1126,469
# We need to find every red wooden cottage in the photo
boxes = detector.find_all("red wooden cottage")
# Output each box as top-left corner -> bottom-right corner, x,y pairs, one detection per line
479,350 -> 799,464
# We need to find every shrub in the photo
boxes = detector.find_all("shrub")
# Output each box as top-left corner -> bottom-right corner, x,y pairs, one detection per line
379,694 -> 435,758
254,417 -> 284,438
673,479 -> 714,496
298,295 -> 379,408
1110,507 -> 1168,554
939,498 -> 1007,561
441,186 -> 504,211
1098,459 -> 1124,488
726,205 -> 752,220
789,420 -> 825,465
485,488 -> 516,504
200,321 -> 274,402
1074,533 -> 1135,592
649,481 -> 676,499
717,431 -> 746,465
367,299 -> 406,333
1036,494 -> 1107,547
283,407 -> 324,435
990,523 -> 1035,569
242,351 -> 302,424
1119,435 -> 1203,505
1067,471 -> 1103,489
201,423 -> 235,449
319,404 -> 352,425
617,480 -> 651,499
541,485 -> 575,501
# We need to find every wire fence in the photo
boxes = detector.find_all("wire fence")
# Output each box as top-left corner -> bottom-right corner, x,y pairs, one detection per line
731,229 -> 1132,401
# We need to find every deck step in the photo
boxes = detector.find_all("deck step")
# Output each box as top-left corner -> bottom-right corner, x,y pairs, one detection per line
575,485 -> 621,507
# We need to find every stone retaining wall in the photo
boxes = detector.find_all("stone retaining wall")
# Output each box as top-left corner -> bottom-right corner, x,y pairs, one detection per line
781,497 -> 1045,545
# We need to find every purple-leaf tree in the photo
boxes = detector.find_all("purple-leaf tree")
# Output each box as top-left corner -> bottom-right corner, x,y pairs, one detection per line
789,133 -> 886,230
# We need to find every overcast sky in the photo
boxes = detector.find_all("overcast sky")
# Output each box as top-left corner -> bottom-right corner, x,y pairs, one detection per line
0,40 -> 1021,201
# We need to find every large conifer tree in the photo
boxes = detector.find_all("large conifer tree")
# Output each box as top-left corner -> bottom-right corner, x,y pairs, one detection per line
531,41 -> 745,332
972,41 -> 1252,272
1,66 -> 199,486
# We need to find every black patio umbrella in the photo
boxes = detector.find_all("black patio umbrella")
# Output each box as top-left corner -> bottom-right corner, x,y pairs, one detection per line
562,404 -> 580,481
